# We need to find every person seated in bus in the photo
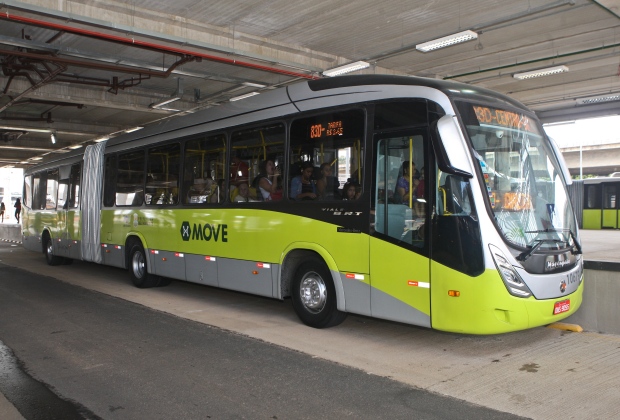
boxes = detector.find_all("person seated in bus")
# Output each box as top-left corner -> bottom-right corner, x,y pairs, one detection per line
316,162 -> 340,200
253,159 -> 282,201
290,161 -> 317,200
187,178 -> 212,203
233,182 -> 258,202
342,180 -> 361,200
395,161 -> 420,204
413,168 -> 425,218
229,150 -> 249,186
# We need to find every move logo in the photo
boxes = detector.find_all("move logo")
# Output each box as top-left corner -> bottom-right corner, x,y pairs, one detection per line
180,221 -> 228,242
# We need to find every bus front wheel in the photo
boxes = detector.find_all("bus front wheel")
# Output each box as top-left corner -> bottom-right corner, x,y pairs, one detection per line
128,243 -> 160,288
291,258 -> 347,328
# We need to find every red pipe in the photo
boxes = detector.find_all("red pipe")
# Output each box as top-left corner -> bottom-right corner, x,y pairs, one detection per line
1,12 -> 319,80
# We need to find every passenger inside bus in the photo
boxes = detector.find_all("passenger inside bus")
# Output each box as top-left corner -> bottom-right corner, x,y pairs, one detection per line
316,162 -> 340,200
413,168 -> 425,217
290,161 -> 317,200
187,178 -> 212,203
229,150 -> 249,186
342,180 -> 361,200
394,161 -> 420,204
233,182 -> 258,202
253,159 -> 282,201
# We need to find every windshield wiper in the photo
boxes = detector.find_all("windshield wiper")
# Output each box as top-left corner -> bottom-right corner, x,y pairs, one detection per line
518,228 -> 582,261
569,229 -> 583,255
517,238 -> 563,262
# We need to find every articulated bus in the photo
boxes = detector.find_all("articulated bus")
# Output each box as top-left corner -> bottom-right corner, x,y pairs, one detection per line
21,75 -> 583,334
570,176 -> 620,230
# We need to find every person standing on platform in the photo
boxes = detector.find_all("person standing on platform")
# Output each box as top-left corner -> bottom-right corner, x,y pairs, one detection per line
14,198 -> 21,223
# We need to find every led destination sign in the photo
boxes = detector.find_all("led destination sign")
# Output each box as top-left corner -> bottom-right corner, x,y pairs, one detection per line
310,120 -> 344,138
473,106 -> 536,133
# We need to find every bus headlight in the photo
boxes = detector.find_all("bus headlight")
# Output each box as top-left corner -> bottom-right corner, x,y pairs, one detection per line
489,245 -> 532,298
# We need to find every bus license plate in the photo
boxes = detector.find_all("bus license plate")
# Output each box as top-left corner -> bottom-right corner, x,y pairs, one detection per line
553,299 -> 570,315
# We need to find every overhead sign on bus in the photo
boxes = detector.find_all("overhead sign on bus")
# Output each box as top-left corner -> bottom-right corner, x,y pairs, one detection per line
472,106 -> 536,133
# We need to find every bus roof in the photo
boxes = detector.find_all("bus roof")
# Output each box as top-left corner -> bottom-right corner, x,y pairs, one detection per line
25,74 -> 530,172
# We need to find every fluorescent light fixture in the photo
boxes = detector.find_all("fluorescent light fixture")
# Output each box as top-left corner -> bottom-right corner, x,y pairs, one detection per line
513,65 -> 569,80
94,136 -> 110,143
576,93 -> 620,105
150,97 -> 180,108
323,61 -> 370,77
242,82 -> 267,88
68,144 -> 83,149
124,127 -> 143,133
416,30 -> 478,52
30,156 -> 43,161
230,92 -> 260,102
50,133 -> 56,144
0,125 -> 52,133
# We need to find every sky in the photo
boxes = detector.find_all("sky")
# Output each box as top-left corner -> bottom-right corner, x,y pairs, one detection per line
543,114 -> 620,148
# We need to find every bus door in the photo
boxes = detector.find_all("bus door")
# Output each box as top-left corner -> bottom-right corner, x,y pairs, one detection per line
66,163 -> 82,259
55,165 -> 72,259
602,183 -> 618,229
369,132 -> 431,327
582,183 -> 602,229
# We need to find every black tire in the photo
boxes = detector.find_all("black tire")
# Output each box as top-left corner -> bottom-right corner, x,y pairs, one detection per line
128,243 -> 160,288
44,235 -> 63,266
291,257 -> 347,328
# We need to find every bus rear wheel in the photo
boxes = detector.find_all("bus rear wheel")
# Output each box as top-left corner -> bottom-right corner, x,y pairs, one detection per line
44,236 -> 63,266
291,258 -> 347,328
128,243 -> 160,288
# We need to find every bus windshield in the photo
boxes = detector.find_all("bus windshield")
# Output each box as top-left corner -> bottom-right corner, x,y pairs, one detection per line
455,101 -> 577,250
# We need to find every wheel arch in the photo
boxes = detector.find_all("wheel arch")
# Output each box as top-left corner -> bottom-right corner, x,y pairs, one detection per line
40,227 -> 53,254
279,242 -> 345,312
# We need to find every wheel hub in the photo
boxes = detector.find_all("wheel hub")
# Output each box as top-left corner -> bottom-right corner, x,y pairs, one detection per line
299,272 -> 327,314
132,251 -> 145,279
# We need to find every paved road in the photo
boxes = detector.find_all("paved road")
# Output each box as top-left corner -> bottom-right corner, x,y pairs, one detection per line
0,259 -> 523,419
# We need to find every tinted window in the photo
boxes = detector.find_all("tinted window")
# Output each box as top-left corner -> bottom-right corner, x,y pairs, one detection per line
116,151 -> 145,206
183,134 -> 227,204
232,124 -> 285,202
146,143 -> 181,206
289,110 -> 365,201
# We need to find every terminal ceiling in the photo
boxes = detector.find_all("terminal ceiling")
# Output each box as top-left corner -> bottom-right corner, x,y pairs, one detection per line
1,0 -> 619,168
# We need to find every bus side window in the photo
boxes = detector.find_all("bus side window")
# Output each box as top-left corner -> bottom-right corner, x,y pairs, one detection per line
146,143 -> 180,206
68,163 -> 81,209
439,175 -> 472,216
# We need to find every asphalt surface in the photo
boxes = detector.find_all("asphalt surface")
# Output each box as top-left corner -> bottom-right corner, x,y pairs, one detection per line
0,257 -> 525,420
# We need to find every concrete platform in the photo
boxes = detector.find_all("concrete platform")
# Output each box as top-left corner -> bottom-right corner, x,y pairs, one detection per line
577,229 -> 620,262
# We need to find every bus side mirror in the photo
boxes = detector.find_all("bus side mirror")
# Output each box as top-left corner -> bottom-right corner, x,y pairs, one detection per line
431,115 -> 474,179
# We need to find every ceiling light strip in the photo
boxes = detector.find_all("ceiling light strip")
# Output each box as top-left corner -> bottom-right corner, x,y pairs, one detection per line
230,92 -> 260,102
513,65 -> 569,79
323,61 -> 370,77
416,30 -> 478,52
577,94 -> 620,105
